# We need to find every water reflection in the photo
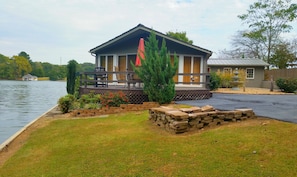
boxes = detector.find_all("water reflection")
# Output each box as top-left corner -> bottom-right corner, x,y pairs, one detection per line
0,80 -> 66,144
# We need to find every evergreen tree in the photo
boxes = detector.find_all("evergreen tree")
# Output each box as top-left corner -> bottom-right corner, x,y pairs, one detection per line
66,60 -> 78,94
134,32 -> 178,104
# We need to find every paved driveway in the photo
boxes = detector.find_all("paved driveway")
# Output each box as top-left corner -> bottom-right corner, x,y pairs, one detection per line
177,93 -> 297,123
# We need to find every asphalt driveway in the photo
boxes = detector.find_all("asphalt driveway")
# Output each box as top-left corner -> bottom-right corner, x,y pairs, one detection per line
177,93 -> 297,123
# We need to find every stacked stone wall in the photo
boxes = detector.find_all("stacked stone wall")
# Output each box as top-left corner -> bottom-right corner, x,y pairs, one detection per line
149,105 -> 256,134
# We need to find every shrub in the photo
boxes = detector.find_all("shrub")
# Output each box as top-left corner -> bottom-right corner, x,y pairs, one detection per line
209,72 -> 221,90
79,91 -> 101,108
100,91 -> 129,107
74,77 -> 80,99
58,94 -> 76,113
276,78 -> 297,93
220,73 -> 233,88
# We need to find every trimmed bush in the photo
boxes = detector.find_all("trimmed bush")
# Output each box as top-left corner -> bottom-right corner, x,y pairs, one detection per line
276,78 -> 297,93
209,72 -> 221,90
58,94 -> 76,113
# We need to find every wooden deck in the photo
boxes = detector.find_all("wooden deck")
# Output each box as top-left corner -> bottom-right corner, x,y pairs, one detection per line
79,71 -> 211,104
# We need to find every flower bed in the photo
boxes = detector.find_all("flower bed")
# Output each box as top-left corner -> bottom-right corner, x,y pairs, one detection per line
71,102 -> 159,117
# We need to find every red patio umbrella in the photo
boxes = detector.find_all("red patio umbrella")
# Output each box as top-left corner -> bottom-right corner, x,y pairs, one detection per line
135,38 -> 145,66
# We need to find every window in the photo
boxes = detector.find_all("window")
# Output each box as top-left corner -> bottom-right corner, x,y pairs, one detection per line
223,67 -> 232,74
246,68 -> 254,79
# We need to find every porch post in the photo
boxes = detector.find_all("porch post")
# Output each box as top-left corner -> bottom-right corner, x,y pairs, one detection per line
113,54 -> 117,84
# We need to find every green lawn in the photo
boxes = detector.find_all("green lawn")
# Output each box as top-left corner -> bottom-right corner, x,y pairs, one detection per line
1,111 -> 297,177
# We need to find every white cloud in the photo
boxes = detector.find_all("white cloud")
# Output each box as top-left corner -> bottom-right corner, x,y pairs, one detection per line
0,0 -> 296,64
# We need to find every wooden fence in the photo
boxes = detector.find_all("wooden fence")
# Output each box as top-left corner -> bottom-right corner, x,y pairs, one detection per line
265,68 -> 297,80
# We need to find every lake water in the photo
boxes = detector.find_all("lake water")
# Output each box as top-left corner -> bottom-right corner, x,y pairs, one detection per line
0,80 -> 67,144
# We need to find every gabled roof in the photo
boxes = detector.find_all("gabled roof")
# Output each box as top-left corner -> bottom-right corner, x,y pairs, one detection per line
207,58 -> 269,66
22,74 -> 36,78
89,24 -> 212,56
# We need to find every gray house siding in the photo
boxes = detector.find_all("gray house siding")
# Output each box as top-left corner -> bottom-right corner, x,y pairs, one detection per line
207,58 -> 269,88
209,66 -> 265,87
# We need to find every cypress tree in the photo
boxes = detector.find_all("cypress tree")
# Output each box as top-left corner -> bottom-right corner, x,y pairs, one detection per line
66,60 -> 78,94
134,32 -> 178,104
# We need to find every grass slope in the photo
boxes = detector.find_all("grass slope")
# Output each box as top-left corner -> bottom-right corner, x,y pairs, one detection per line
0,111 -> 297,177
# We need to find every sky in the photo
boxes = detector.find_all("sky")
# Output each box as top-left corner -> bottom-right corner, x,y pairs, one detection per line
1,0 -> 297,65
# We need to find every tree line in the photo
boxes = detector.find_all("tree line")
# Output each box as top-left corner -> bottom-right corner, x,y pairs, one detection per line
0,52 -> 95,80
219,0 -> 297,69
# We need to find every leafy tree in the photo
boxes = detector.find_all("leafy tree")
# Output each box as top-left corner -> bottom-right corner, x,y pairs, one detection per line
18,51 -> 31,62
13,55 -> 32,79
78,62 -> 96,72
271,42 -> 296,68
133,32 -> 178,104
166,31 -> 193,44
238,0 -> 297,64
31,62 -> 45,77
0,54 -> 11,79
40,62 -> 66,80
67,60 -> 78,94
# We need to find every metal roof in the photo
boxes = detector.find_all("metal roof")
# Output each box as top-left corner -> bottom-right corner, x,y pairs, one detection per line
207,58 -> 269,66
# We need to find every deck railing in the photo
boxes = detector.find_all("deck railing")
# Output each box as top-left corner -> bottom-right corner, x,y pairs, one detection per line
79,71 -> 210,90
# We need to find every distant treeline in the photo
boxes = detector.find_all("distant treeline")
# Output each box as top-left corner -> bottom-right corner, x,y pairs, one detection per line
0,52 -> 95,80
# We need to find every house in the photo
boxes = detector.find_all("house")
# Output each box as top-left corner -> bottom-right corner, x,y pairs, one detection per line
207,58 -> 269,87
89,24 -> 212,88
22,74 -> 38,81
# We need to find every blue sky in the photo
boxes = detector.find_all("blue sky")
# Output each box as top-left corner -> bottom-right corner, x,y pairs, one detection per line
1,0 -> 296,65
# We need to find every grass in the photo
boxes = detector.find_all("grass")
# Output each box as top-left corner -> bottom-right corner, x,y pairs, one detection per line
0,111 -> 297,177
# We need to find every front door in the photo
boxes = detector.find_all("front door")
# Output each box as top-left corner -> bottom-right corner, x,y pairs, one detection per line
107,56 -> 113,81
193,57 -> 201,83
118,56 -> 127,80
183,56 -> 191,84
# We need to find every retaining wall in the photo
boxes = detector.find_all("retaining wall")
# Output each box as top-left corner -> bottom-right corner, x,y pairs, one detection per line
149,105 -> 256,134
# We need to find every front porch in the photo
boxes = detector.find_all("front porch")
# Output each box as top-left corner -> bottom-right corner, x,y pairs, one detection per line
79,71 -> 211,104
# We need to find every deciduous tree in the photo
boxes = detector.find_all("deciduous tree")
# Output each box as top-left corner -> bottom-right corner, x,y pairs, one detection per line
18,51 -> 31,61
166,31 -> 193,44
271,42 -> 296,68
13,55 -> 32,79
238,0 -> 297,63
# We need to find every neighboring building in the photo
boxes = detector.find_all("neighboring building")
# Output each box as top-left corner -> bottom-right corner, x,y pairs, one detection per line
22,74 -> 38,81
207,58 -> 269,87
89,24 -> 212,88
288,60 -> 297,68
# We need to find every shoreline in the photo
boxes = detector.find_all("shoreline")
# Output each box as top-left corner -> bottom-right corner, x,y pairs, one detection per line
0,105 -> 59,153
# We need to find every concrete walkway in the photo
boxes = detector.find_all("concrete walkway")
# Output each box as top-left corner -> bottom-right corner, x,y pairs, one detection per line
177,93 -> 297,123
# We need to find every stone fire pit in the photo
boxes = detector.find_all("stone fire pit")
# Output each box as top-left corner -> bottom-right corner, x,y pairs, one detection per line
149,105 -> 256,134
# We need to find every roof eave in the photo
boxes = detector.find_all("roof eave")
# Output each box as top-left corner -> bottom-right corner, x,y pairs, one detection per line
89,24 -> 212,56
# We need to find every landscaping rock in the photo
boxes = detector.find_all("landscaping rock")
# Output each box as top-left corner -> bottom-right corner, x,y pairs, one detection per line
149,105 -> 256,134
